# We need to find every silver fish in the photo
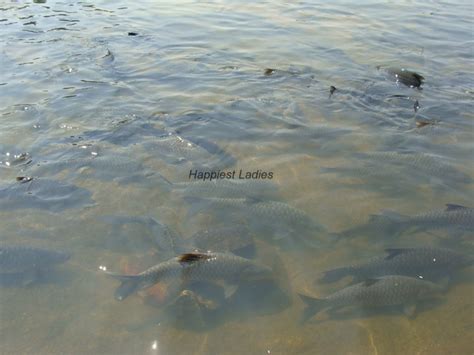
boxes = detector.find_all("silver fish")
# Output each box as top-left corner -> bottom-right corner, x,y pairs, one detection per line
322,152 -> 472,186
0,178 -> 94,212
171,179 -> 279,199
28,155 -> 145,181
142,133 -> 235,169
300,275 -> 442,322
321,247 -> 473,283
79,122 -> 167,146
185,197 -> 327,247
0,245 -> 71,273
190,225 -> 255,258
108,252 -> 272,301
358,152 -> 472,185
338,204 -> 473,239
0,245 -> 71,285
98,215 -> 184,255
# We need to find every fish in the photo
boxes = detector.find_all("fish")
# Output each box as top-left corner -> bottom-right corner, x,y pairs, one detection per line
358,152 -> 472,184
379,66 -> 425,88
98,215 -> 185,254
337,204 -> 474,239
165,289 -> 208,329
107,252 -> 273,301
79,122 -> 167,146
299,275 -> 443,322
185,197 -> 327,248
0,178 -> 94,212
165,112 -> 351,146
0,245 -> 71,285
263,124 -> 352,143
321,247 -> 473,283
190,225 -> 256,258
27,154 -> 150,184
142,133 -> 235,169
322,152 -> 472,186
169,178 -> 279,200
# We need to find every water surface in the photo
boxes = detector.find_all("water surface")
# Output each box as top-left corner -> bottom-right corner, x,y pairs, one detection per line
1,1 -> 473,354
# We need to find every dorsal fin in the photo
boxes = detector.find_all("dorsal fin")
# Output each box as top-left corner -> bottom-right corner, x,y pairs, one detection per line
445,204 -> 469,211
384,248 -> 410,260
178,253 -> 212,264
363,278 -> 380,287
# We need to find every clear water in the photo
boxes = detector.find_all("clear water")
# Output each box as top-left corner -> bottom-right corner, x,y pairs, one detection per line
1,0 -> 473,354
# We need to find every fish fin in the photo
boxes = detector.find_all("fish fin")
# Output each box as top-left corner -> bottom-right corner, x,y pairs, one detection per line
403,303 -> 417,318
21,269 -> 39,286
178,252 -> 212,264
157,173 -> 173,186
298,293 -> 326,324
384,248 -> 411,260
362,278 -> 380,287
114,279 -> 141,301
106,273 -> 142,301
320,267 -> 352,283
224,284 -> 239,298
445,204 -> 469,211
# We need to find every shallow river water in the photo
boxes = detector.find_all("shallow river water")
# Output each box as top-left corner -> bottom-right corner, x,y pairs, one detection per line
0,1 -> 473,354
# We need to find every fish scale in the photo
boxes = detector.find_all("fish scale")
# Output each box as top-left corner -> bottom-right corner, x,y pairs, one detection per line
406,206 -> 473,229
337,204 -> 473,239
327,276 -> 438,307
321,247 -> 473,283
109,252 -> 272,301
0,245 -> 71,274
197,197 -> 320,228
359,152 -> 472,184
300,275 -> 442,322
172,179 -> 278,199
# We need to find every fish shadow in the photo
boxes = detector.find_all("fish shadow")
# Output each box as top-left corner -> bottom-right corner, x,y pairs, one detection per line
151,279 -> 291,332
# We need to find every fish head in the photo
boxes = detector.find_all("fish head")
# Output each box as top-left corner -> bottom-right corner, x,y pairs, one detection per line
239,262 -> 273,281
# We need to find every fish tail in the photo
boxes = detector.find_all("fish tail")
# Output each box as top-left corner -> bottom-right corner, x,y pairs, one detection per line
320,266 -> 351,283
298,293 -> 326,323
107,273 -> 142,301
